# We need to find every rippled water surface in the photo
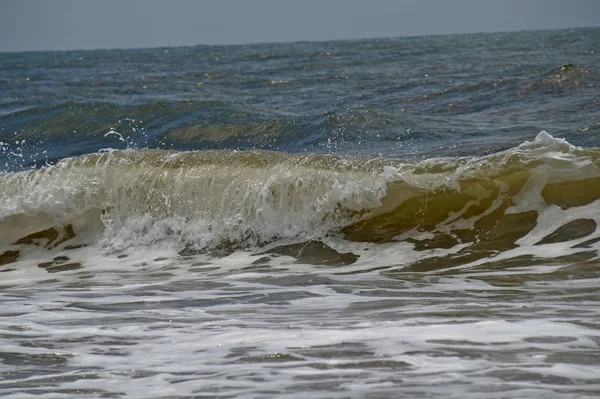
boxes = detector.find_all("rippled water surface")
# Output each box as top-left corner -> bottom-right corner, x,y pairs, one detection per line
1,28 -> 600,398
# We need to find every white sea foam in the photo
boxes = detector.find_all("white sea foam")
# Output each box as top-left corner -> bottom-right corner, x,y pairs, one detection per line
1,241 -> 599,398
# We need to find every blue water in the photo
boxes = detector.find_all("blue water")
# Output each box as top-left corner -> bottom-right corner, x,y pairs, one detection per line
1,28 -> 598,170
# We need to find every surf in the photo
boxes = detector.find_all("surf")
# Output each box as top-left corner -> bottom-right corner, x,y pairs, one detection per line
1,132 -> 600,261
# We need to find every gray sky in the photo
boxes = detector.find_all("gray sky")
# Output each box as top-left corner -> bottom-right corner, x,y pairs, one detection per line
1,0 -> 599,52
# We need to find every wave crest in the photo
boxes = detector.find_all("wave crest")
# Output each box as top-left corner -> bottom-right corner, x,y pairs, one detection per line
1,132 -> 599,253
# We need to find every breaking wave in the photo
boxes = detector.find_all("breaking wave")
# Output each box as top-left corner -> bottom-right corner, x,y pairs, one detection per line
2,132 -> 600,255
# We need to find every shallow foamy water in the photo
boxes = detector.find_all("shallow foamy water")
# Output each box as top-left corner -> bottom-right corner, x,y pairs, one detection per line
2,239 -> 600,398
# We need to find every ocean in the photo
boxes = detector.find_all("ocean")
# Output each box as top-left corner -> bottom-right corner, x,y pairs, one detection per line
1,27 -> 600,398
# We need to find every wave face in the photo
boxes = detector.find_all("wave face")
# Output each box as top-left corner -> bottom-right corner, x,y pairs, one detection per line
2,132 -> 600,255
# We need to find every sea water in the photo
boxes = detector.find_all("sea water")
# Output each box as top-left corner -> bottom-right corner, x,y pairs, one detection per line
1,28 -> 600,398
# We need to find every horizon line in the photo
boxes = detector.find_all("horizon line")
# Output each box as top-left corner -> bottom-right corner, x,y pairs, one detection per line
1,25 -> 598,55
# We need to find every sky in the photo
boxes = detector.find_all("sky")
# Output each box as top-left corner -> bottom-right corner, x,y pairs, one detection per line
1,0 -> 599,52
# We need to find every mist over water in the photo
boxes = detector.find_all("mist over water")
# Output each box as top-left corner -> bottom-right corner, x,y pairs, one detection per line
1,28 -> 600,398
